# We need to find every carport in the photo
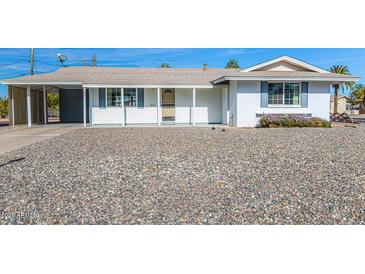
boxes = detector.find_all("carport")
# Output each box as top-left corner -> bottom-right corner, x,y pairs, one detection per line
6,84 -> 88,127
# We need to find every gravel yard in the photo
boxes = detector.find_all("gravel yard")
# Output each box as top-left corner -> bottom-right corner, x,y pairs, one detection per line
0,126 -> 364,225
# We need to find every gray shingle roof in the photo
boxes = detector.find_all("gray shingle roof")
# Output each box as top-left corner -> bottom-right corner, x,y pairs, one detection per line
1,67 -> 240,85
1,66 -> 359,86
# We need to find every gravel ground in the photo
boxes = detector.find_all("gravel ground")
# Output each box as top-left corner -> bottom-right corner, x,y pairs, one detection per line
0,126 -> 364,225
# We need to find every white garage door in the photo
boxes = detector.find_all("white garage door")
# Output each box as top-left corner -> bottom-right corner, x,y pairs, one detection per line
195,88 -> 222,124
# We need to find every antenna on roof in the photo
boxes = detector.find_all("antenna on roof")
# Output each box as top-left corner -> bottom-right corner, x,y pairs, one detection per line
57,53 -> 67,66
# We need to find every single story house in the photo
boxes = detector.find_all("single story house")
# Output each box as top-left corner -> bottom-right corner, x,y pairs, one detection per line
1,56 -> 359,127
330,95 -> 350,114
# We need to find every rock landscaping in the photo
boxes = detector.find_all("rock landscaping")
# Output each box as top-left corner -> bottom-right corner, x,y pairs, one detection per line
0,126 -> 364,224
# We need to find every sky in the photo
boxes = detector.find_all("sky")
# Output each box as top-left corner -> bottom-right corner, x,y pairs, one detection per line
0,48 -> 364,96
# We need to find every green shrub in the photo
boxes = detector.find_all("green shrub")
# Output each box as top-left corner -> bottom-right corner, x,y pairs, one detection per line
259,114 -> 331,128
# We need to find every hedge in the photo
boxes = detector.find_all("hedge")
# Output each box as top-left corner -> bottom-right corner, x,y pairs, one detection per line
259,114 -> 331,128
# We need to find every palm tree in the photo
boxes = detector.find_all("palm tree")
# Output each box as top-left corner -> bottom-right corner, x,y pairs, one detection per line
351,83 -> 365,105
329,65 -> 354,113
225,59 -> 240,69
160,63 -> 170,68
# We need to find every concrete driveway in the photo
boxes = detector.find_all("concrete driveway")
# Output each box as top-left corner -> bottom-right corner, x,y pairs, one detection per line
0,124 -> 80,154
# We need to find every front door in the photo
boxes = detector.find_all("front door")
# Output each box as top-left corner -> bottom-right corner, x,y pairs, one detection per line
162,89 -> 175,121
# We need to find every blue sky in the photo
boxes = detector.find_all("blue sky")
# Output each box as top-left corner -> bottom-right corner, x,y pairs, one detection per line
0,48 -> 364,96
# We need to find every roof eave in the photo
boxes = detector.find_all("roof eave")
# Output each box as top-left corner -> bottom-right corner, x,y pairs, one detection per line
212,76 -> 360,84
1,81 -> 83,86
240,55 -> 330,73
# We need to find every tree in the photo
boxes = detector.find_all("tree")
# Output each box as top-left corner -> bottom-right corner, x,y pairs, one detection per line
0,96 -> 9,119
160,63 -> 170,68
47,93 -> 59,117
225,59 -> 240,69
329,65 -> 354,113
351,83 -> 365,105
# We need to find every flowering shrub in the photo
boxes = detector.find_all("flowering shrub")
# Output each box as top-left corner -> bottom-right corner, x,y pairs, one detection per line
259,114 -> 331,128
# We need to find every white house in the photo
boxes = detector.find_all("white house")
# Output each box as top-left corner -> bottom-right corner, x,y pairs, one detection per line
2,56 -> 359,127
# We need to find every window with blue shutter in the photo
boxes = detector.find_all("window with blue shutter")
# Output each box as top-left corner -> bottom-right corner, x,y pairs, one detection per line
301,82 -> 308,108
260,81 -> 268,107
137,88 -> 144,108
99,88 -> 106,108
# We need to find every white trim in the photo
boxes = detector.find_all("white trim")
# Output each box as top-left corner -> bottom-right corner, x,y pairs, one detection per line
43,85 -> 47,125
211,76 -> 360,84
0,81 -> 83,85
267,82 -> 301,106
11,86 -> 15,127
157,88 -> 161,126
82,84 -> 214,89
121,88 -> 125,126
240,56 -> 329,73
83,87 -> 86,128
89,88 -> 93,126
26,85 -> 31,127
192,88 -> 196,125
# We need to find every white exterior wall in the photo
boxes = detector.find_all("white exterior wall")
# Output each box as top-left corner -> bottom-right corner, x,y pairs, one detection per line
308,82 -> 330,120
90,87 -> 223,125
221,87 -> 228,125
195,88 -> 222,124
175,88 -> 222,124
126,107 -> 158,124
92,108 -> 124,125
144,88 -> 157,107
234,81 -> 331,127
235,81 -> 261,127
175,88 -> 193,124
228,81 -> 238,126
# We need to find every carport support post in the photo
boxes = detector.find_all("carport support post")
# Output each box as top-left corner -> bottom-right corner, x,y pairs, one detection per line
157,88 -> 161,126
26,85 -> 32,127
83,87 -> 86,127
192,88 -> 196,125
11,86 -> 15,127
43,85 -> 47,124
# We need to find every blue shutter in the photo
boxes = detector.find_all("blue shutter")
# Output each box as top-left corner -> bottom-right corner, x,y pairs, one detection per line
301,82 -> 308,107
99,88 -> 105,108
260,81 -> 268,107
137,88 -> 144,108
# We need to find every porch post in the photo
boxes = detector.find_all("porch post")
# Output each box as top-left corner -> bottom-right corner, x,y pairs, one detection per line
157,88 -> 161,126
11,86 -> 15,127
43,85 -> 47,124
192,88 -> 196,125
83,87 -> 86,127
26,85 -> 32,127
36,91 -> 40,124
121,88 -> 125,126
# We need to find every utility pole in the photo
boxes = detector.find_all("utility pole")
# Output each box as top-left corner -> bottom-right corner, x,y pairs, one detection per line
30,48 -> 34,75
92,54 -> 97,67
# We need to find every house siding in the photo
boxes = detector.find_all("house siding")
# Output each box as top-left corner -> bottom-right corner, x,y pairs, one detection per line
234,81 -> 331,127
195,88 -> 221,124
175,88 -> 193,123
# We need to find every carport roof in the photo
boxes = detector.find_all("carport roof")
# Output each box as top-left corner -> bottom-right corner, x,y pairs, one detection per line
0,66 -> 360,86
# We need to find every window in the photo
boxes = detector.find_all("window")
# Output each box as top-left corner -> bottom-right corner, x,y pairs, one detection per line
124,88 -> 137,107
268,82 -> 301,105
268,83 -> 283,105
106,88 -> 122,107
284,83 -> 300,105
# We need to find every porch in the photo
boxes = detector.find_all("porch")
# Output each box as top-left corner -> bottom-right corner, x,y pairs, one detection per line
8,85 -> 229,127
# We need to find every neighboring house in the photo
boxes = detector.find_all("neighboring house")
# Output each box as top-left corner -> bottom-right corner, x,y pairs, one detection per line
1,56 -> 359,127
354,98 -> 365,114
330,95 -> 350,114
